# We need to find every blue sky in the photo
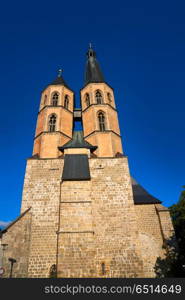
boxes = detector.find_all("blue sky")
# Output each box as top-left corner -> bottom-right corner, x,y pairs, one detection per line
0,0 -> 185,226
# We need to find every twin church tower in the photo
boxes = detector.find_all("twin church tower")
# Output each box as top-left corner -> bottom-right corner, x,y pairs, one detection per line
1,46 -> 174,278
33,46 -> 122,159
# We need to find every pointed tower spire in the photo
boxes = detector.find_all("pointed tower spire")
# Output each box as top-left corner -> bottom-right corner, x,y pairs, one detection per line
84,44 -> 105,86
48,68 -> 72,91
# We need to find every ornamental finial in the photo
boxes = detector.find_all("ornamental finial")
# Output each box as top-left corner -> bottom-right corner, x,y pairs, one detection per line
58,69 -> 62,77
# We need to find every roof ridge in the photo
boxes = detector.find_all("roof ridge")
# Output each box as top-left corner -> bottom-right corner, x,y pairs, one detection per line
1,207 -> 32,234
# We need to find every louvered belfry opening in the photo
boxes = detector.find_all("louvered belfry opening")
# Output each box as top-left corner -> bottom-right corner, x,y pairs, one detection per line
62,154 -> 90,181
59,131 -> 97,181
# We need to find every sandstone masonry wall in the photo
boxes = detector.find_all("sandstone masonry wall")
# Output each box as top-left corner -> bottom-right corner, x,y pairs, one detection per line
21,158 -> 64,277
1,209 -> 32,278
135,204 -> 174,277
58,157 -> 144,277
4,156 -> 173,278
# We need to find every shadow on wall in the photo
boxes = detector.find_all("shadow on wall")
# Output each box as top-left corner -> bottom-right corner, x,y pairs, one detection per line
154,234 -> 185,278
49,264 -> 57,278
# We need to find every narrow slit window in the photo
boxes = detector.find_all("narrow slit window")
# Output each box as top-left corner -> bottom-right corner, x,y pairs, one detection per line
44,95 -> 47,105
64,95 -> 69,109
107,93 -> 112,103
85,93 -> 90,107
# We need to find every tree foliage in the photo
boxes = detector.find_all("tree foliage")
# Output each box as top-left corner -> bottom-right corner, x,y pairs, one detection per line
169,186 -> 185,277
154,186 -> 185,277
154,239 -> 178,277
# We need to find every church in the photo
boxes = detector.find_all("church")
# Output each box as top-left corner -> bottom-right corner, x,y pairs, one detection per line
0,46 -> 174,278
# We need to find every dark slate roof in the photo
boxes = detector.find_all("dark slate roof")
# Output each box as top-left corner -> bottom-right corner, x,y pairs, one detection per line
58,131 -> 97,152
62,154 -> 90,181
42,71 -> 73,92
131,177 -> 162,204
0,207 -> 31,235
84,47 -> 105,86
50,76 -> 67,86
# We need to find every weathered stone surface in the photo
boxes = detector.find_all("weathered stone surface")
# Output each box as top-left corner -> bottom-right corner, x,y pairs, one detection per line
1,210 -> 31,278
1,156 -> 173,278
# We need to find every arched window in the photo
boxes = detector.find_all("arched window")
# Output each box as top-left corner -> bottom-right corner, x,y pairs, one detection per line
48,114 -> 57,132
51,92 -> 59,106
85,93 -> 90,107
107,92 -> 112,103
64,95 -> 69,109
95,90 -> 103,104
98,112 -> 106,131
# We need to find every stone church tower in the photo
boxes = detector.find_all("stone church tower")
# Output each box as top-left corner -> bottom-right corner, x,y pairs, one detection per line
1,46 -> 174,278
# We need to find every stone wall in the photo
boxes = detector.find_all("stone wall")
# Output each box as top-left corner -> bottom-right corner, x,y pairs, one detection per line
2,156 -> 174,278
135,204 -> 174,277
155,204 -> 174,241
21,158 -> 64,277
58,157 -> 144,277
90,157 -> 144,277
20,156 -> 145,277
1,209 -> 31,278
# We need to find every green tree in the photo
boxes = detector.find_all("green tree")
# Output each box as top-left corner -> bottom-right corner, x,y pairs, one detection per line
169,186 -> 185,277
154,186 -> 185,277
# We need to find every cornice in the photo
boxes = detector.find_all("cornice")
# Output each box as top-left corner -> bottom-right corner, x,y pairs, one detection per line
84,130 -> 121,139
38,105 -> 73,115
80,81 -> 114,92
34,131 -> 72,140
82,103 -> 117,113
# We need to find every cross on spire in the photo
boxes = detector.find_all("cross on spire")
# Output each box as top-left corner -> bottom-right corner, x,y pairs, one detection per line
85,45 -> 105,85
58,69 -> 62,77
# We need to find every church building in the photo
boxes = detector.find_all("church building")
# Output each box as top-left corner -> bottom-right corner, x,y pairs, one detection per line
0,46 -> 174,277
